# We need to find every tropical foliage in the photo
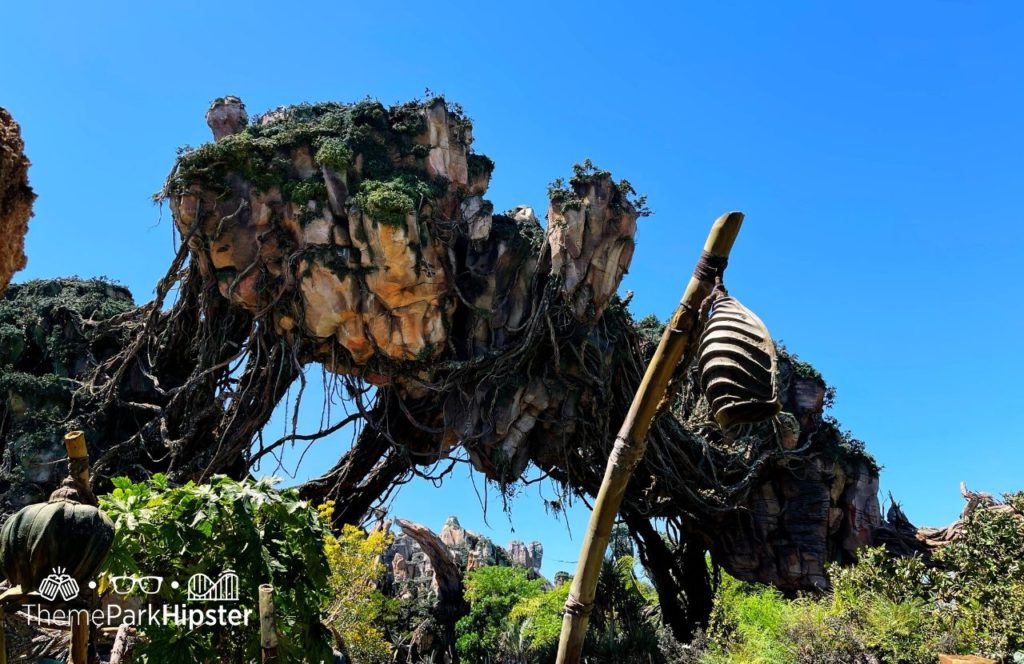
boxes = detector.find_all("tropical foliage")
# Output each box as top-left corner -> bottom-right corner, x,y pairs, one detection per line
455,565 -> 547,662
455,524 -> 667,663
90,473 -> 1024,663
701,493 -> 1024,663
320,500 -> 396,663
99,475 -> 333,663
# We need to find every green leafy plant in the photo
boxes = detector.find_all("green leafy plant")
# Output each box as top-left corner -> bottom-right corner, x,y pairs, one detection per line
931,493 -> 1024,658
455,566 -> 545,663
701,492 -> 1024,663
508,581 -> 570,660
99,475 -> 332,664
454,525 -> 666,664
320,500 -> 396,663
354,175 -> 437,227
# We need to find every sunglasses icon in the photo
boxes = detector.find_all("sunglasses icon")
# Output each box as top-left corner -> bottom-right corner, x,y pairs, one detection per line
110,575 -> 163,595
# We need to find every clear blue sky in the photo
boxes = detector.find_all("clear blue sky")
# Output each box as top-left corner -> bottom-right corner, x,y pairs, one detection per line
3,1 -> 1022,580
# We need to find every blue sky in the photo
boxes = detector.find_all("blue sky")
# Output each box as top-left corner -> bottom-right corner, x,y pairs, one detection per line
3,1 -> 1022,580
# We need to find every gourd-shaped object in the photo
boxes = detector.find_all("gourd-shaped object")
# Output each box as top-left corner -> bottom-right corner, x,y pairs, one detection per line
0,432 -> 114,594
696,296 -> 781,430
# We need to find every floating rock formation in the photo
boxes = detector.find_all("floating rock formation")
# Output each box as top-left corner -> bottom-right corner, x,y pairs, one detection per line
0,96 -> 896,644
166,97 -> 639,481
0,108 -> 34,294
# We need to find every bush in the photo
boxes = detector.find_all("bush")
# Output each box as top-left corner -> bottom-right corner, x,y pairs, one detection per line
456,537 -> 667,663
508,581 -> 570,660
320,501 -> 396,663
701,492 -> 1024,663
932,494 -> 1024,657
704,578 -> 799,664
100,475 -> 333,663
455,566 -> 544,663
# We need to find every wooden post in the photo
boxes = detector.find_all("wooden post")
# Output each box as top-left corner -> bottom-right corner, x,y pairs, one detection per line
0,604 -> 7,664
259,584 -> 279,663
555,212 -> 745,664
65,430 -> 93,664
70,608 -> 88,664
64,430 -> 91,487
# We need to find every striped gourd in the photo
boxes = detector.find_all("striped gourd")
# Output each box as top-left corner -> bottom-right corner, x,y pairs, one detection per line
697,296 -> 781,430
0,476 -> 114,594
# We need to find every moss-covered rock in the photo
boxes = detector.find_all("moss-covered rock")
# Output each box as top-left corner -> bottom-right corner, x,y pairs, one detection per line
0,279 -> 135,513
163,96 -> 645,485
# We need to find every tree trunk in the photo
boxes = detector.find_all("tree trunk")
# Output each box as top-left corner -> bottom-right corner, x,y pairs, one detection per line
108,624 -> 138,664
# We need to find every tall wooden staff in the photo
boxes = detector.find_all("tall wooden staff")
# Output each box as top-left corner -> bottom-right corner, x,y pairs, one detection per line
65,431 -> 91,664
0,603 -> 6,664
555,212 -> 744,663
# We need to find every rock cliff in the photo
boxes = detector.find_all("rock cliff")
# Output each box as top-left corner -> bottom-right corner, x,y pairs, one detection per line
381,515 -> 545,660
385,515 -> 543,597
0,279 -> 135,513
699,351 -> 881,592
0,108 -> 34,294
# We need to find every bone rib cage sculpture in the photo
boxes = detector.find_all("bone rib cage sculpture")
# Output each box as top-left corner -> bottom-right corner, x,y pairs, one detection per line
697,295 -> 781,430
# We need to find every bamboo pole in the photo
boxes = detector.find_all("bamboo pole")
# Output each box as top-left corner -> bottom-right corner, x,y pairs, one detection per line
555,212 -> 745,664
259,584 -> 279,663
65,430 -> 93,664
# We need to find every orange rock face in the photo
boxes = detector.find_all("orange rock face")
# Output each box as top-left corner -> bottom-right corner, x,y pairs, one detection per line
0,108 -> 34,295
168,100 -> 484,371
167,98 -> 639,393
549,173 -> 637,322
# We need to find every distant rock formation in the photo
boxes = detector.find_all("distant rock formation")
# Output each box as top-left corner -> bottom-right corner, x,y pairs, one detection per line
507,538 -> 544,570
385,515 -> 543,595
0,108 -> 34,294
381,515 -> 545,661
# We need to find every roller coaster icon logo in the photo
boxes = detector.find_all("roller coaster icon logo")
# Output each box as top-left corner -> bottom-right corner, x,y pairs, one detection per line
186,570 -> 239,602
